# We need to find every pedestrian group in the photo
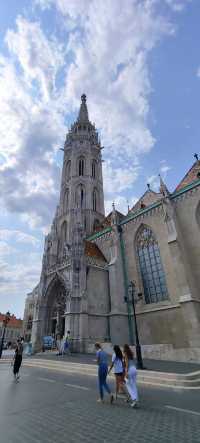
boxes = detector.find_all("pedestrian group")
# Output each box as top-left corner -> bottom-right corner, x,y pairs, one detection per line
95,343 -> 138,408
11,336 -> 139,409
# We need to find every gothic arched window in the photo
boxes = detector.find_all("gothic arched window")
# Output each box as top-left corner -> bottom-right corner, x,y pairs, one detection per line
92,160 -> 97,179
93,189 -> 97,211
61,221 -> 67,244
59,221 -> 67,258
65,161 -> 71,181
76,184 -> 85,209
78,157 -> 84,176
136,225 -> 168,304
64,189 -> 69,213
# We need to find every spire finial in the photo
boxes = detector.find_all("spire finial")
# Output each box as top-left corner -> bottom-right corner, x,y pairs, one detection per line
77,93 -> 89,123
81,93 -> 86,103
112,201 -> 115,211
194,153 -> 199,161
147,183 -> 150,190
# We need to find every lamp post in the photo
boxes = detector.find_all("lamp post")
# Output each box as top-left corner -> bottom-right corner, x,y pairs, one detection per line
128,282 -> 144,369
0,311 -> 11,359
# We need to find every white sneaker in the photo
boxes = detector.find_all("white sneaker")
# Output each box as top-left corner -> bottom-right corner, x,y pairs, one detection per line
130,401 -> 137,408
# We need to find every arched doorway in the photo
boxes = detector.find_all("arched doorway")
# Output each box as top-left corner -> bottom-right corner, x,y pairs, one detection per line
45,275 -> 68,339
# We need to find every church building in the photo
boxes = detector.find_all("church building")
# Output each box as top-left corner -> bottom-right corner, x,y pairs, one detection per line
27,95 -> 200,361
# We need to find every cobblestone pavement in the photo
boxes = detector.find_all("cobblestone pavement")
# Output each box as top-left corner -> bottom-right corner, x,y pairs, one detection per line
0,364 -> 200,443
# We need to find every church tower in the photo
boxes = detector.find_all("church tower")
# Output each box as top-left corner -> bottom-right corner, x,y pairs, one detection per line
58,94 -> 105,248
31,95 -> 108,353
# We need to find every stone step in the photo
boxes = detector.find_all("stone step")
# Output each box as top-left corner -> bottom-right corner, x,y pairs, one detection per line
22,359 -> 200,389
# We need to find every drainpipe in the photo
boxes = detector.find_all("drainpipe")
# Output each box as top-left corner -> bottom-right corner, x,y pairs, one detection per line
117,225 -> 134,345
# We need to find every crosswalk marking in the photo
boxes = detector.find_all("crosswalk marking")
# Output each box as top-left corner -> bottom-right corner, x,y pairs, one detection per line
165,405 -> 200,416
64,383 -> 90,391
37,377 -> 55,383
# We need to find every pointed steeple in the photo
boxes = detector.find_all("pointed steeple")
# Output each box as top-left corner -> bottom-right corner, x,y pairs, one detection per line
77,94 -> 89,123
159,174 -> 170,198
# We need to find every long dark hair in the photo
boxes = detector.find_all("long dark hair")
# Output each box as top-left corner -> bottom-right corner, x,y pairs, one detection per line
123,344 -> 134,360
113,345 -> 123,360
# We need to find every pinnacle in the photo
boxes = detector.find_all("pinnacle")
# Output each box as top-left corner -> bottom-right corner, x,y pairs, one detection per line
159,174 -> 170,197
77,93 -> 89,123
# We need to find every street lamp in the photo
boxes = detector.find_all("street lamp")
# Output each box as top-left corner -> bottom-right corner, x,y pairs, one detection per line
0,311 -> 11,359
127,281 -> 144,369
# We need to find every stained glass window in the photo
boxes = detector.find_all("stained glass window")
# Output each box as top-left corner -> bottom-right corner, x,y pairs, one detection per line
136,226 -> 168,304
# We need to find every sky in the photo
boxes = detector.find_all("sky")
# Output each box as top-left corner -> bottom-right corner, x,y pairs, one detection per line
0,0 -> 200,318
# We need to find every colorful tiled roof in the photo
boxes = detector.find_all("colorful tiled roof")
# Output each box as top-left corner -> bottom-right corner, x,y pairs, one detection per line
84,240 -> 107,262
0,313 -> 23,327
102,210 -> 125,226
175,160 -> 200,191
130,189 -> 162,213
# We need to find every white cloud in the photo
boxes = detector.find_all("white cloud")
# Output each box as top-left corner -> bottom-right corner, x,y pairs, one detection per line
105,195 -> 138,216
0,1 -> 178,231
165,0 -> 192,12
0,259 -> 41,317
0,229 -> 40,246
0,241 -> 16,257
6,17 -> 64,102
62,0 -> 174,158
103,161 -> 140,194
0,18 -> 66,229
197,67 -> 200,78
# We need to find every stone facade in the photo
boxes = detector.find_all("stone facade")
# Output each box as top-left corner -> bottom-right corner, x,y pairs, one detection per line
27,96 -> 200,361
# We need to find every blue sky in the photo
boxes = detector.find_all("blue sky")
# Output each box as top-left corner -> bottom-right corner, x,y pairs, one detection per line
0,0 -> 199,318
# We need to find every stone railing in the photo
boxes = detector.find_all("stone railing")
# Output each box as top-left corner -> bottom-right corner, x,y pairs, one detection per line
46,258 -> 71,275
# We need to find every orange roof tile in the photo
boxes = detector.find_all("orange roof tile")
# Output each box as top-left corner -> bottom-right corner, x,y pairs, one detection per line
0,313 -> 22,327
175,160 -> 200,192
84,240 -> 107,262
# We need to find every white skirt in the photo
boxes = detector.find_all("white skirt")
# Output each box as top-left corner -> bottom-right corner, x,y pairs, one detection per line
125,365 -> 138,401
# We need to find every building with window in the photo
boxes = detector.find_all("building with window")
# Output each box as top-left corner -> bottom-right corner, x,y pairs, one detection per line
23,285 -> 39,342
27,95 -> 200,361
0,314 -> 23,346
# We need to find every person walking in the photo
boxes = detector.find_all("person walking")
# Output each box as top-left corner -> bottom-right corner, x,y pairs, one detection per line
62,331 -> 71,355
108,345 -> 127,400
13,338 -> 23,382
123,344 -> 138,408
56,334 -> 62,356
95,343 -> 114,404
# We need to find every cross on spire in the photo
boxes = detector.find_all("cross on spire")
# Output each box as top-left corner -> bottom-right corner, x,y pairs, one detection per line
194,153 -> 199,161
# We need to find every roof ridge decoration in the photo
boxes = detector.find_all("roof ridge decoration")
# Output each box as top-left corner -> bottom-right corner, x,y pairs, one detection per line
86,178 -> 200,242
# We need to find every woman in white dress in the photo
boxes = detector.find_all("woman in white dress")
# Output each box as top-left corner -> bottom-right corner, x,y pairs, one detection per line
123,344 -> 138,408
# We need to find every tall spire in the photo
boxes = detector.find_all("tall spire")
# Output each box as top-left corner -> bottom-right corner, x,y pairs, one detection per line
77,94 -> 89,123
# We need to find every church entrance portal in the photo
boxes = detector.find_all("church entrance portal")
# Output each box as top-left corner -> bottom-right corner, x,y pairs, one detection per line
46,277 -> 67,339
